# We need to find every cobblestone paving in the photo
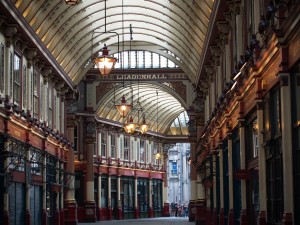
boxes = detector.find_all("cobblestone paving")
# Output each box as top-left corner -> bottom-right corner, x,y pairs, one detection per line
79,217 -> 193,225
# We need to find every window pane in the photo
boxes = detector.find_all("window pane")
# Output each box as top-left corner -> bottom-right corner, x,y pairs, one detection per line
13,54 -> 21,104
130,51 -> 136,68
152,53 -> 160,68
137,51 -> 144,68
144,51 -> 152,68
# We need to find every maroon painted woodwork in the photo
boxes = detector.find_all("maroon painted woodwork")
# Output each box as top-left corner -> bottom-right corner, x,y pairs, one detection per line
188,200 -> 196,222
60,209 -> 65,225
107,207 -> 112,220
219,208 -> 225,225
117,207 -> 122,220
212,208 -> 218,225
240,209 -> 248,225
149,207 -> 154,218
65,202 -> 79,225
134,207 -> 139,219
195,199 -> 206,225
257,211 -> 266,225
84,201 -> 96,222
76,207 -> 84,223
282,212 -> 293,225
26,209 -> 31,225
55,209 -> 60,225
228,208 -> 235,225
42,209 -> 47,225
163,202 -> 170,217
205,207 -> 212,225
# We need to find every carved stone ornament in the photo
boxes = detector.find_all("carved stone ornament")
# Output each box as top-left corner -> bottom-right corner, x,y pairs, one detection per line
67,100 -> 78,114
86,121 -> 96,134
67,117 -> 77,128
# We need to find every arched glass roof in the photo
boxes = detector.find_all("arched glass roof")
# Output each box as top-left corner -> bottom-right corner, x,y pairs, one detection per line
13,0 -> 214,84
8,0 -> 215,137
168,111 -> 189,135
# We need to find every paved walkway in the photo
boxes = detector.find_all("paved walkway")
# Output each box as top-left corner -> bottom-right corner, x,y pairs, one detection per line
79,217 -> 193,225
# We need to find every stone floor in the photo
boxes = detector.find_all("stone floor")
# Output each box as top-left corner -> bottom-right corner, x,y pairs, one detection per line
79,217 -> 193,225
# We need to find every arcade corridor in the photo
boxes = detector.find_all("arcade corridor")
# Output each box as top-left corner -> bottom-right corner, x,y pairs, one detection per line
0,0 -> 300,225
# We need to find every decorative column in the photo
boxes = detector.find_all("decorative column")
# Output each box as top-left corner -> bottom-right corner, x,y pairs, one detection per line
195,174 -> 206,225
278,73 -> 294,225
162,151 -> 170,217
187,106 -> 198,222
2,138 -> 9,224
97,173 -> 101,220
83,118 -> 96,222
134,175 -> 139,219
107,174 -> 112,220
60,158 -> 65,225
55,159 -> 60,225
65,115 -> 78,225
149,177 -> 154,218
227,133 -> 235,225
212,153 -> 218,225
117,175 -> 122,219
254,77 -> 268,225
189,141 -> 197,222
239,119 -> 248,225
42,152 -> 47,225
26,146 -> 31,225
219,146 -> 225,225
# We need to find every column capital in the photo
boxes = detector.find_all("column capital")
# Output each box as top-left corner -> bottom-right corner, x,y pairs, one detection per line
24,48 -> 38,68
238,118 -> 245,127
84,136 -> 95,144
276,72 -> 290,86
4,24 -> 18,47
256,99 -> 263,110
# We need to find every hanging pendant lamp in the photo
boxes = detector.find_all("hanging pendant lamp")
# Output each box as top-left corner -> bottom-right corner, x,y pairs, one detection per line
139,114 -> 149,134
93,44 -> 118,76
115,95 -> 132,118
124,115 -> 137,134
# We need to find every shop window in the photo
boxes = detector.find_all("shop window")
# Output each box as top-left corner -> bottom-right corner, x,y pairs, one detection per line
121,177 -> 134,214
138,178 -> 149,213
124,136 -> 130,160
152,179 -> 162,211
120,138 -> 123,159
101,131 -> 107,157
110,134 -> 116,158
47,85 -> 53,128
265,87 -> 283,223
270,88 -> 281,137
140,140 -> 145,162
136,140 -> 140,161
23,65 -> 27,108
39,81 -> 44,121
101,176 -> 108,208
32,70 -> 39,119
13,53 -> 21,105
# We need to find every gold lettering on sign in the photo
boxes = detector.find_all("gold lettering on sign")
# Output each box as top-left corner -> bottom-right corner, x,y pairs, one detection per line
116,74 -> 168,80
